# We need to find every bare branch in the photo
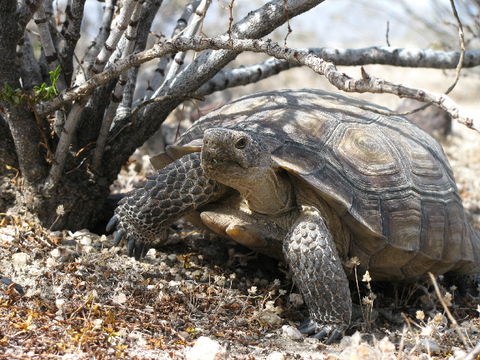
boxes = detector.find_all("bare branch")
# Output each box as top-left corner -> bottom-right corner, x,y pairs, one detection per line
76,0 -> 115,85
155,0 -> 327,98
18,32 -> 43,90
92,0 -> 145,171
160,0 -> 211,87
197,46 -> 480,96
104,0 -> 145,69
196,57 -> 295,96
428,273 -> 469,348
45,102 -> 84,187
117,0 -> 164,118
59,0 -> 86,85
145,0 -> 201,99
91,0 -> 139,75
33,4 -> 67,90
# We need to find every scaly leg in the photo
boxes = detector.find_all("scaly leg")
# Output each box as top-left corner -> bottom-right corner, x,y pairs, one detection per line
283,205 -> 351,343
107,152 -> 226,259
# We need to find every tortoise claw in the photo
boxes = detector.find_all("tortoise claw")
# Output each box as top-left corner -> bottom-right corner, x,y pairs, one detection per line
127,237 -> 135,257
298,319 -> 344,344
134,242 -> 146,260
126,238 -> 149,260
106,215 -> 119,232
299,319 -> 317,334
113,229 -> 126,246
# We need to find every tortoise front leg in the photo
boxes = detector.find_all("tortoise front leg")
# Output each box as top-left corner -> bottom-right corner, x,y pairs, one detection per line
283,205 -> 351,343
107,152 -> 227,259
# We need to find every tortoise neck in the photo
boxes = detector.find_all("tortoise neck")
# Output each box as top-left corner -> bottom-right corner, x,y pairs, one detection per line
232,168 -> 294,216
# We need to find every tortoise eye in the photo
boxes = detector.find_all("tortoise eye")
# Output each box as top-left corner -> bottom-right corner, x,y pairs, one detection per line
235,137 -> 247,149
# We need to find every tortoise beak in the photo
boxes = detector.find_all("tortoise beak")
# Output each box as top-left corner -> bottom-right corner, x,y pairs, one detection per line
201,149 -> 244,174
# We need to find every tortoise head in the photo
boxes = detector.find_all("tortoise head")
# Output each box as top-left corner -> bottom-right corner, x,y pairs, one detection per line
201,128 -> 273,185
201,128 -> 293,215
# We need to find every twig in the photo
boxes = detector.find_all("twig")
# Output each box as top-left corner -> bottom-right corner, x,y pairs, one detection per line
33,4 -> 67,90
91,0 -> 139,74
385,20 -> 391,46
428,272 -> 469,349
92,1 -> 145,171
131,94 -> 204,121
227,0 -> 236,42
45,101 -> 85,188
145,0 -> 202,100
283,0 -> 292,46
157,0 -> 211,93
445,0 -> 465,94
385,0 -> 466,118
76,0 -> 114,85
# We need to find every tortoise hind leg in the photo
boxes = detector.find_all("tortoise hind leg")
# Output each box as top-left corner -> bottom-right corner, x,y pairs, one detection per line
284,205 -> 351,343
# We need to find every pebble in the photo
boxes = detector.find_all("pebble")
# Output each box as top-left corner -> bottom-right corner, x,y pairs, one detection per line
79,236 -> 92,246
82,245 -> 94,254
12,252 -> 30,267
50,248 -> 62,259
112,293 -> 127,305
0,228 -> 16,242
281,325 -> 303,340
185,336 -> 225,360
55,298 -> 66,310
92,319 -> 103,329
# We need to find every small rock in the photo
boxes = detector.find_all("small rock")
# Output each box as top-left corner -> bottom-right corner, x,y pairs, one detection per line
82,245 -> 94,254
185,336 -> 225,360
146,248 -> 157,258
79,236 -> 92,246
267,351 -> 286,360
92,319 -> 103,329
167,254 -> 177,262
49,247 -> 77,262
55,298 -> 66,310
281,325 -> 303,340
0,228 -> 16,242
50,248 -> 62,259
12,252 -> 30,267
71,229 -> 92,237
128,331 -> 146,346
451,347 -> 467,360
112,293 -> 127,305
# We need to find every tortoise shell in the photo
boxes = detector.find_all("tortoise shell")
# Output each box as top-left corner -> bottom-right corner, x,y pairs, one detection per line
152,89 -> 480,281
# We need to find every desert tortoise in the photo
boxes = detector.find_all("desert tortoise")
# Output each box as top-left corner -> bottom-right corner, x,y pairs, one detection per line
108,89 -> 480,341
